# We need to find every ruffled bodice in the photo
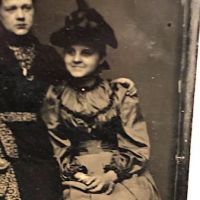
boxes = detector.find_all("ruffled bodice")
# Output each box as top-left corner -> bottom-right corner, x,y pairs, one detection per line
42,79 -> 150,182
57,80 -> 118,133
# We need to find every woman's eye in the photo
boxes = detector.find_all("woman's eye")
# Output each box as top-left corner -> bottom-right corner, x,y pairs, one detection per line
82,49 -> 95,56
22,5 -> 33,11
65,48 -> 75,55
5,6 -> 16,12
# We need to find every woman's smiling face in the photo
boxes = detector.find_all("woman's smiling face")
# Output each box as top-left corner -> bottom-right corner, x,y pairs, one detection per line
64,44 -> 104,78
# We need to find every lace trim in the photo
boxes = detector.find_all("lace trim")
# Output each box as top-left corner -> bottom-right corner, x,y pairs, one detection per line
60,83 -> 116,123
0,123 -> 19,158
0,166 -> 21,200
0,112 -> 37,158
0,112 -> 37,199
0,112 -> 37,122
9,44 -> 35,81
0,147 -> 21,199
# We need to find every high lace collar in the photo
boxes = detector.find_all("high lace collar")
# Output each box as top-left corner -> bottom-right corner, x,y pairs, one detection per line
67,76 -> 103,92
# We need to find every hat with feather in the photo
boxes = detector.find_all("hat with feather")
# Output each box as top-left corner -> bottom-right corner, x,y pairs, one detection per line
50,0 -> 118,50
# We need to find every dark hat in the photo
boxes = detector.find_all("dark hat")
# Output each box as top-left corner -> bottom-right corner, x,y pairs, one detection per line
50,0 -> 118,49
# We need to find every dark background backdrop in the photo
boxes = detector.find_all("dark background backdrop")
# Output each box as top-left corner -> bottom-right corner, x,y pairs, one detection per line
34,1 -> 183,199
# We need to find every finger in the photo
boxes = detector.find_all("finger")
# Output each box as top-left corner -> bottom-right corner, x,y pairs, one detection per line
84,176 -> 96,185
62,181 -> 88,191
126,87 -> 135,95
112,78 -> 128,84
105,183 -> 115,195
127,80 -> 134,90
78,175 -> 90,182
78,176 -> 90,182
112,78 -> 133,88
86,179 -> 100,189
62,181 -> 82,187
89,183 -> 104,193
74,172 -> 87,180
62,181 -> 71,186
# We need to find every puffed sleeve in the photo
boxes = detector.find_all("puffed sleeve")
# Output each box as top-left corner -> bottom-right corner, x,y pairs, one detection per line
104,82 -> 150,181
42,85 -> 88,181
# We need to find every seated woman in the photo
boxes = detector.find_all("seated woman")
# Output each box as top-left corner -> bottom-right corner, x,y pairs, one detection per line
42,0 -> 160,199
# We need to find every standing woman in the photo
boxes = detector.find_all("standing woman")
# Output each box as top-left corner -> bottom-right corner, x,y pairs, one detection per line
42,0 -> 160,199
0,0 -> 66,199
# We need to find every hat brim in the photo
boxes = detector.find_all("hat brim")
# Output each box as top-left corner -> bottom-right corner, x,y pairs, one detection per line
50,26 -> 118,49
50,27 -> 107,48
50,27 -> 69,48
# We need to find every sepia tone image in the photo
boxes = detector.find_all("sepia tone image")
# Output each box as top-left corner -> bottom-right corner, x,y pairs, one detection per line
0,0 -> 196,200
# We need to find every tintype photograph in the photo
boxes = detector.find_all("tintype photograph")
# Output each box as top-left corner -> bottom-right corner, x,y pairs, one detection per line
0,0 -> 196,200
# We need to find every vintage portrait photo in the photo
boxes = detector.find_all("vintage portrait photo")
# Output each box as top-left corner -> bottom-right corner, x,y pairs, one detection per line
0,0 -> 196,200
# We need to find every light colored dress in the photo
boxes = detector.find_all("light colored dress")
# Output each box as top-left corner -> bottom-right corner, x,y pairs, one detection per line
42,78 -> 160,200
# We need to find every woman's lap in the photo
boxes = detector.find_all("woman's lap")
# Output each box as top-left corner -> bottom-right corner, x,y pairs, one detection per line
62,152 -> 160,200
62,173 -> 159,200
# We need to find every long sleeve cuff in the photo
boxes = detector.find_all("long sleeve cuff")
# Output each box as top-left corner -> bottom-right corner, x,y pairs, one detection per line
104,164 -> 132,182
61,164 -> 88,181
103,152 -> 136,182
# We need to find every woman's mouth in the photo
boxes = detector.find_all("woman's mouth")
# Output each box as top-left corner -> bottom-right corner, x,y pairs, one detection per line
71,65 -> 85,69
16,24 -> 27,29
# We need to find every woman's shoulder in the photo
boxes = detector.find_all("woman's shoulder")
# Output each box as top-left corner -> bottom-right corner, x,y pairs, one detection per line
45,82 -> 66,100
108,78 -> 138,97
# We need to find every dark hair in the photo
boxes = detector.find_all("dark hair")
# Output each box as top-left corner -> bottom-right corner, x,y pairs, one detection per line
0,0 -> 36,6
64,41 -> 107,59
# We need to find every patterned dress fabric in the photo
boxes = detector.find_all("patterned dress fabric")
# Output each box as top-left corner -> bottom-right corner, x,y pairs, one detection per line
0,33 -> 67,200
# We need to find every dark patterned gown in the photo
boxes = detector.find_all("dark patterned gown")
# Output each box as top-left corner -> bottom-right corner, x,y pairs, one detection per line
0,33 -> 66,200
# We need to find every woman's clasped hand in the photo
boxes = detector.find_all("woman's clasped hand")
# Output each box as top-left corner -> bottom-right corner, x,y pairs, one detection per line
62,171 -> 118,195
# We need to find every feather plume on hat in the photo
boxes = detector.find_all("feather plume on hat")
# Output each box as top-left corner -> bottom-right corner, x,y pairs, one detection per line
50,0 -> 118,49
76,0 -> 89,10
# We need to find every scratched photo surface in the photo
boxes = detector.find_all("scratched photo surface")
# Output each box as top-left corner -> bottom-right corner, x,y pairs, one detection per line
34,0 -> 182,200
34,1 -> 183,200
8,0 -> 184,200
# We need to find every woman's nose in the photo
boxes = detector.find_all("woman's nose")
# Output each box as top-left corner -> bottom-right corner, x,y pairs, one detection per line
16,9 -> 25,20
72,53 -> 82,63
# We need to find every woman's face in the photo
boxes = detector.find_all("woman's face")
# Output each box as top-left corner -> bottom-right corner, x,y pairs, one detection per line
0,0 -> 34,36
64,44 -> 104,78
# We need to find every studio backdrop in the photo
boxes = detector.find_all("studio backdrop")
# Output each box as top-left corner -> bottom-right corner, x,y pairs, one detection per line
34,1 -> 184,200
